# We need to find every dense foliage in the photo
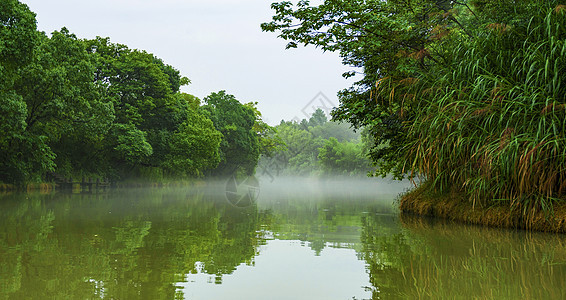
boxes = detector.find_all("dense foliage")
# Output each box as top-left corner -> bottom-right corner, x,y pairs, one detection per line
0,1 -> 273,184
263,0 -> 566,214
202,91 -> 260,176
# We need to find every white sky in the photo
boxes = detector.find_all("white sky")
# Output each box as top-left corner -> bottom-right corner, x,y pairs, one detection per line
21,0 -> 357,125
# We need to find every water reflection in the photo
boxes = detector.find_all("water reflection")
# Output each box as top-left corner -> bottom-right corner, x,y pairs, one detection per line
361,214 -> 566,299
0,187 -> 266,299
1,178 -> 566,299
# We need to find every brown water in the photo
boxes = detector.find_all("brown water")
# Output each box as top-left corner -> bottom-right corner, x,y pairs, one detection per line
1,177 -> 565,299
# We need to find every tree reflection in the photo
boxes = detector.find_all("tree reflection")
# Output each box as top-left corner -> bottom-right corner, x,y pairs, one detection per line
359,213 -> 566,299
8,184 -> 564,299
0,187 -> 267,299
258,192 -> 394,256
0,183 -> 397,299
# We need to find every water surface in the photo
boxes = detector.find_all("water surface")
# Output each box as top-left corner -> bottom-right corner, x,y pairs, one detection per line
1,177 -> 565,299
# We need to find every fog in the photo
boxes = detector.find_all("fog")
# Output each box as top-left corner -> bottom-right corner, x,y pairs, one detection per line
256,176 -> 411,203
185,175 -> 412,213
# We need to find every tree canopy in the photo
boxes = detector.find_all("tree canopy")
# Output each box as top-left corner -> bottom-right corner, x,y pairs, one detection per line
203,91 -> 260,176
0,1 -> 275,185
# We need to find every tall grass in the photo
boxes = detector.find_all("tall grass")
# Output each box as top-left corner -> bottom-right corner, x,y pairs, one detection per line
391,5 -> 566,220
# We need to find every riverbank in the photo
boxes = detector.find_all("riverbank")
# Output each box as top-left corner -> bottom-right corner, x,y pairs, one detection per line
0,180 -> 202,193
0,183 -> 56,193
399,184 -> 566,233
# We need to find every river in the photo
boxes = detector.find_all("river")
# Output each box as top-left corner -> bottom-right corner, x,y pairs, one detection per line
1,177 -> 565,299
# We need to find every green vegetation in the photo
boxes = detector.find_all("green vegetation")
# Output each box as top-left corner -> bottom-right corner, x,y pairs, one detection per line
0,1 -> 274,185
259,108 -> 372,176
202,91 -> 260,177
263,0 -> 566,225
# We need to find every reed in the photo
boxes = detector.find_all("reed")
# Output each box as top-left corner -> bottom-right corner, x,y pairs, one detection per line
388,4 -> 566,225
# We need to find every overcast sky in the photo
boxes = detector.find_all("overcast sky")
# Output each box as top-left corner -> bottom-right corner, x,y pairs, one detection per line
21,0 -> 356,125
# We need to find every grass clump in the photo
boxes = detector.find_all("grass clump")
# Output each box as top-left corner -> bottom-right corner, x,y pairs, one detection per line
388,4 -> 566,229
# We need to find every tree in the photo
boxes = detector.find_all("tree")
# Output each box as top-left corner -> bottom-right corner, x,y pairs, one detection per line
318,137 -> 370,175
0,0 -> 37,72
244,101 -> 285,158
84,36 -> 196,178
308,108 -> 327,127
163,93 -> 222,177
259,114 -> 368,176
1,0 -> 272,184
0,0 -> 40,184
24,29 -> 115,177
262,0 -> 480,177
1,22 -> 115,183
203,91 -> 260,176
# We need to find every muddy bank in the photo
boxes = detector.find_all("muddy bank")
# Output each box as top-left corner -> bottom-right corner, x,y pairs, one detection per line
399,184 -> 566,233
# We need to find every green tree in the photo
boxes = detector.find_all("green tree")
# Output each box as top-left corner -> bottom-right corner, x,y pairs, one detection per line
261,0 -> 473,177
309,120 -> 360,142
318,137 -> 370,175
268,121 -> 322,175
1,0 -> 272,184
84,37 -> 198,179
260,115 -> 368,177
244,101 -> 285,158
288,112 -> 364,176
308,108 -> 327,127
0,0 -> 40,184
163,93 -> 222,177
1,23 -> 114,183
203,91 -> 260,176
0,0 -> 37,72
27,29 -> 115,178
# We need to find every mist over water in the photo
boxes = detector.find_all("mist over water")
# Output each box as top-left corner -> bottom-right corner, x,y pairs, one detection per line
188,175 -> 411,211
256,176 -> 411,202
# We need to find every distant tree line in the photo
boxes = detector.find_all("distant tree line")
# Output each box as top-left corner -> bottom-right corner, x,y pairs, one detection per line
259,108 -> 373,177
0,0 -> 275,185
